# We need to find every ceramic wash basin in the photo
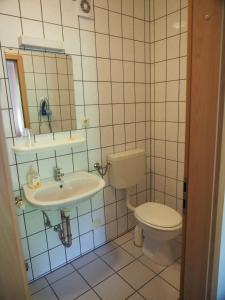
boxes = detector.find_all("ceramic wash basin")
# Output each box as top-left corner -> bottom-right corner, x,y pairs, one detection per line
23,171 -> 105,210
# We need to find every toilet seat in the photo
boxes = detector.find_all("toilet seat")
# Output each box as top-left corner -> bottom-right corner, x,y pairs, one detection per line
135,202 -> 182,231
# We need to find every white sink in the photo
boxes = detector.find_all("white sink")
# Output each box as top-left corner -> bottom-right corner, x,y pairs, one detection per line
23,171 -> 105,210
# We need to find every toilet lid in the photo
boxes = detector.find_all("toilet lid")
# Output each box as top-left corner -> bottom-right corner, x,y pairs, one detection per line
135,202 -> 182,229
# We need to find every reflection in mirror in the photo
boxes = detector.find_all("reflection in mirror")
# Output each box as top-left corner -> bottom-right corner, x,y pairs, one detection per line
5,49 -> 76,136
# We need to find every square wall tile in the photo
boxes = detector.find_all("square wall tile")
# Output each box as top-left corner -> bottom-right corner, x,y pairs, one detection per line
80,231 -> 94,254
108,0 -> 121,13
98,82 -> 111,104
80,30 -> 96,56
82,57 -> 97,81
109,12 -> 122,36
134,0 -> 144,19
41,0 -> 61,24
155,17 -> 166,41
111,60 -> 123,82
95,7 -> 109,34
20,0 -> 42,20
154,0 -> 166,19
100,105 -> 112,126
94,226 -> 106,246
78,213 -> 93,235
122,0 -> 133,16
101,126 -> 114,147
113,104 -> 125,124
96,33 -> 110,58
0,0 -> 20,16
66,237 -> 81,261
83,82 -> 98,105
22,19 -> 44,39
87,128 -> 101,149
122,15 -> 133,39
0,15 -> 22,47
49,245 -> 66,269
31,252 -> 50,279
73,151 -> 88,171
167,11 -> 180,37
97,58 -> 111,81
110,37 -> 122,60
28,231 -> 47,257
61,0 -> 78,27
25,210 -> 45,236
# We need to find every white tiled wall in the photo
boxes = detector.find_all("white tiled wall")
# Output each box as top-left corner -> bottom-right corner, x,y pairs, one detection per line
0,0 -> 152,281
150,0 -> 187,212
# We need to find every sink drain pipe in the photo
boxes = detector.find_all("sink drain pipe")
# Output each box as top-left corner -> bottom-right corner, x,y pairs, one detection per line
54,210 -> 72,248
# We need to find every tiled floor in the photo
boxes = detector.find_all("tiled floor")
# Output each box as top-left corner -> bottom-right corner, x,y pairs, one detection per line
30,231 -> 181,300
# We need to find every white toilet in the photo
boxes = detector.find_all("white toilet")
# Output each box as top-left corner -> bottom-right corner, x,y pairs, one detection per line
108,148 -> 182,266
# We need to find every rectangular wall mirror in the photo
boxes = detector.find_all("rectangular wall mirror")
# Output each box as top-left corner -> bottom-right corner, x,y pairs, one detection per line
5,49 -> 76,136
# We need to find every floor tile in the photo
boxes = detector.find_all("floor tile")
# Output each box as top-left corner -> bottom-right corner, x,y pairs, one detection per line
72,252 -> 98,269
114,231 -> 133,245
139,276 -> 179,300
94,273 -> 134,300
119,260 -> 155,289
94,241 -> 118,256
102,247 -> 134,271
138,255 -> 166,274
31,287 -> 57,300
46,264 -> 74,284
79,258 -> 114,287
160,262 -> 181,290
29,277 -> 49,295
76,289 -> 101,300
121,240 -> 143,258
51,271 -> 90,300
127,292 -> 145,300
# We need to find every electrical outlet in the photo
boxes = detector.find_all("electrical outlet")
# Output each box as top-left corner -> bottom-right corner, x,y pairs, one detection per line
92,218 -> 102,229
81,117 -> 90,128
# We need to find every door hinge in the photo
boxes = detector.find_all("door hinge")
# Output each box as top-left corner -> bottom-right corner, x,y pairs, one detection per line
25,262 -> 29,271
183,177 -> 188,213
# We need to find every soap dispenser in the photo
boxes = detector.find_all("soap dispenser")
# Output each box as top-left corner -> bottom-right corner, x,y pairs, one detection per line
27,166 -> 41,189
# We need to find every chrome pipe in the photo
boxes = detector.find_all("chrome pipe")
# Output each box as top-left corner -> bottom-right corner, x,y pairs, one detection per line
54,210 -> 72,248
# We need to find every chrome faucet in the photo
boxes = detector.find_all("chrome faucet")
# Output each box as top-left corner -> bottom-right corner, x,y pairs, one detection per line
54,167 -> 64,182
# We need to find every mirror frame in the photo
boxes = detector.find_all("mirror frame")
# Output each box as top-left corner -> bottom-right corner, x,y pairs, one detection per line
6,53 -> 30,130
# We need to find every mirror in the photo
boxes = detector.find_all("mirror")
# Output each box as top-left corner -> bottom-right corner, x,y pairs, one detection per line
5,49 -> 76,136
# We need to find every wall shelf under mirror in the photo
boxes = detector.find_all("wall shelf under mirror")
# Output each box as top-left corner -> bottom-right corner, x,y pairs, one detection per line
12,135 -> 85,155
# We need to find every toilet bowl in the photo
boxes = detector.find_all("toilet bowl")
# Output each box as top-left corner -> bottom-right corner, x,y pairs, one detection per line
135,202 -> 182,266
107,148 -> 182,266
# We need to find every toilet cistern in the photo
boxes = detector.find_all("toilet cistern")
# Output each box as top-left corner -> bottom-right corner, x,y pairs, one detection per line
107,148 -> 146,247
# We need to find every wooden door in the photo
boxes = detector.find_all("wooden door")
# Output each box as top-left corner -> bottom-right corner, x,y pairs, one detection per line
180,0 -> 224,299
0,109 -> 29,297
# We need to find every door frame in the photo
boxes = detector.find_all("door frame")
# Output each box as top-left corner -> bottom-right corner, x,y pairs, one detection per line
0,98 -> 29,298
181,0 -> 225,299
